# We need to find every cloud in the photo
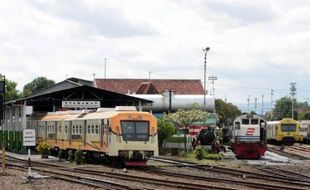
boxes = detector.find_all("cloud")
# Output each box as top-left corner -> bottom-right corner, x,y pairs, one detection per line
0,0 -> 309,108
202,0 -> 276,25
30,0 -> 156,38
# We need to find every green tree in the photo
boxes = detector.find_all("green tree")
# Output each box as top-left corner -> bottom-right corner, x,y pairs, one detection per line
272,96 -> 310,120
215,99 -> 241,126
273,97 -> 295,120
157,119 -> 175,151
1,79 -> 21,102
163,109 -> 208,151
273,96 -> 298,120
23,77 -> 55,96
304,112 -> 310,120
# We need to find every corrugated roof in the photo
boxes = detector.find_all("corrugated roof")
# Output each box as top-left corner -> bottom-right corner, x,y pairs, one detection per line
94,79 -> 204,95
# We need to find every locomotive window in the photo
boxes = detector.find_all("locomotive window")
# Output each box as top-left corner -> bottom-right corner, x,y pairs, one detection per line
251,119 -> 259,125
281,124 -> 296,132
121,121 -> 149,141
242,119 -> 249,125
235,122 -> 240,130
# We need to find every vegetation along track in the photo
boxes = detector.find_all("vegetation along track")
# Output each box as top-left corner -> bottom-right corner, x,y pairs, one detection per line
149,157 -> 310,190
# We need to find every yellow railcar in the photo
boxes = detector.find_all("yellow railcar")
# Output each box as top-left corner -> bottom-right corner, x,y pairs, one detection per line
266,118 -> 303,145
29,107 -> 158,166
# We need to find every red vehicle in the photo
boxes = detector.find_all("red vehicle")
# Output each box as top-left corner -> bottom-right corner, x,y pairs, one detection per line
231,114 -> 267,159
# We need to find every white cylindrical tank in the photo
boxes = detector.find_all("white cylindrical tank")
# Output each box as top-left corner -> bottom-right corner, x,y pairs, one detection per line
128,93 -> 215,112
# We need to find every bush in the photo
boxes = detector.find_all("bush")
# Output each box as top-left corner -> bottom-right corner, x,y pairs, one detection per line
74,149 -> 85,165
194,147 -> 223,161
158,119 -> 176,151
36,141 -> 51,156
195,147 -> 205,160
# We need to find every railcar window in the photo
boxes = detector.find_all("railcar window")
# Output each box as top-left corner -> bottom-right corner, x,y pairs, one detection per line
79,125 -> 82,134
251,119 -> 258,125
121,121 -> 149,141
281,124 -> 296,132
91,125 -> 95,134
87,125 -> 90,134
242,119 -> 249,125
65,126 -> 68,133
95,125 -> 99,134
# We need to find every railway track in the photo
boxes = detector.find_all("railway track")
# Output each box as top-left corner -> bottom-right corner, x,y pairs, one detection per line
267,146 -> 309,160
7,163 -> 137,190
255,165 -> 310,181
3,153 -> 310,190
1,154 -> 235,190
149,157 -> 310,190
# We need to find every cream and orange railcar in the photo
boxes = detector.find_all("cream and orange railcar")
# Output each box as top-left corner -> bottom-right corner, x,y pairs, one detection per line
28,107 -> 158,166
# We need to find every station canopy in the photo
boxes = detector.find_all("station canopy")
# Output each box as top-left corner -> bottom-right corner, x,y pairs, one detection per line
8,78 -> 152,112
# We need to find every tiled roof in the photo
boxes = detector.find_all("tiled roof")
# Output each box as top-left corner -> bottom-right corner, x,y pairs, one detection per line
94,79 -> 204,95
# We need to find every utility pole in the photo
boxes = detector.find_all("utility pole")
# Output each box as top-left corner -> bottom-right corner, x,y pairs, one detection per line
0,74 -> 6,176
290,82 -> 297,119
148,71 -> 151,80
208,75 -> 218,113
247,95 -> 250,113
203,47 -> 210,111
104,58 -> 107,79
261,93 -> 264,116
271,89 -> 274,119
208,75 -> 218,97
254,97 -> 257,113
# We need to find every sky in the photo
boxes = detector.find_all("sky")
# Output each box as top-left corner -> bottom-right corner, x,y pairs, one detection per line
0,0 -> 309,112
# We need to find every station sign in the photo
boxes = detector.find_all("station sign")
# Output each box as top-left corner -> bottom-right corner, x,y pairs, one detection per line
23,129 -> 36,146
62,101 -> 100,108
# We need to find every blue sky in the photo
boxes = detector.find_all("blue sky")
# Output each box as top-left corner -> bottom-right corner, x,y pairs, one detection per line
0,0 -> 309,111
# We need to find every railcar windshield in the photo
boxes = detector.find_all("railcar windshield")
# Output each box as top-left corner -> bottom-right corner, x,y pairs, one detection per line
281,124 -> 296,132
121,121 -> 149,141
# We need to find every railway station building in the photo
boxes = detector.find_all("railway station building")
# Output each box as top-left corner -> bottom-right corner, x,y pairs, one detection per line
0,77 -> 214,152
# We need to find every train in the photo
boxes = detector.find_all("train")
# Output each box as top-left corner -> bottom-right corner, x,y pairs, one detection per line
299,120 -> 310,144
266,118 -> 303,145
26,106 -> 158,166
231,114 -> 267,159
197,128 -> 216,145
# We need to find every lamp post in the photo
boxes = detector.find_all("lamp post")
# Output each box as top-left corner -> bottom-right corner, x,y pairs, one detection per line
203,47 -> 210,111
0,74 -> 6,175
